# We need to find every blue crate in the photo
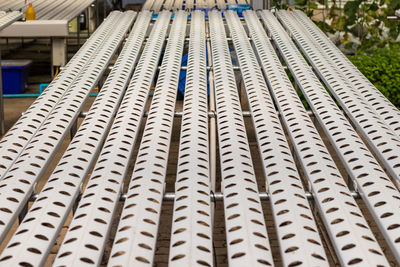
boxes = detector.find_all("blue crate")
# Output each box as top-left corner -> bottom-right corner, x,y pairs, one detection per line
2,60 -> 32,94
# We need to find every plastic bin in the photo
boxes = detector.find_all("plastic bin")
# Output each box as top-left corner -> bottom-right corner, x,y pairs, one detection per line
1,60 -> 32,94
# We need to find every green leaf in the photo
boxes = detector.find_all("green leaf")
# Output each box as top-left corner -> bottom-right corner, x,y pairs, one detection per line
337,16 -> 346,30
349,44 -> 400,108
308,1 -> 318,9
369,2 -> 379,11
344,0 -> 361,24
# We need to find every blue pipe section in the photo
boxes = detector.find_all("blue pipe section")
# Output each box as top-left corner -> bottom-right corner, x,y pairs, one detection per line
4,83 -> 99,98
3,93 -> 40,98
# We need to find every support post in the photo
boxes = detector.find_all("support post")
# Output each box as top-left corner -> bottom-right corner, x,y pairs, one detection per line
52,37 -> 67,71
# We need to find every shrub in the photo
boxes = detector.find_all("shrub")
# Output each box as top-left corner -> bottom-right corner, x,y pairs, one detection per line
349,44 -> 400,107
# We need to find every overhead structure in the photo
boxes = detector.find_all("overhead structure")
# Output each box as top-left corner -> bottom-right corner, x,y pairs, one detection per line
142,0 -> 249,11
0,11 -> 22,29
0,0 -> 94,21
0,9 -> 399,267
0,0 -> 98,70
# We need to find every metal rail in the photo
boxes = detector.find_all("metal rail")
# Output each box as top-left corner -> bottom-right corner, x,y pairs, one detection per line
28,189 -> 362,203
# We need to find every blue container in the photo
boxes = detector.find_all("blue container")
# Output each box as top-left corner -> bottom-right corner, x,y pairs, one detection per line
2,60 -> 32,94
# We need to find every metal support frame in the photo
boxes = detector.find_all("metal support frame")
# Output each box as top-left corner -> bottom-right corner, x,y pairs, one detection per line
51,37 -> 67,68
0,0 -> 100,72
0,11 -> 22,135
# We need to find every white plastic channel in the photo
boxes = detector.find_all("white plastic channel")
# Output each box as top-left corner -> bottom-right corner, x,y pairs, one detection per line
0,11 -> 21,30
142,0 -> 155,10
0,11 -> 151,267
209,10 -> 274,267
292,10 -> 400,138
53,11 -> 172,267
277,10 -> 400,187
256,10 -> 390,266
0,11 -> 121,181
0,11 -> 135,247
168,10 -> 213,267
227,10 -> 328,266
152,0 -> 165,12
107,10 -> 187,267
275,10 -> 400,262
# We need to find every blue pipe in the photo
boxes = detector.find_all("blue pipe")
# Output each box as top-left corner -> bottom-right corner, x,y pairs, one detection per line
3,93 -> 41,98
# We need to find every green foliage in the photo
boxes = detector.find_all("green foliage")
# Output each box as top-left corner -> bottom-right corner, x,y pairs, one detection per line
349,44 -> 400,107
270,0 -> 317,15
269,0 -> 400,108
315,0 -> 399,49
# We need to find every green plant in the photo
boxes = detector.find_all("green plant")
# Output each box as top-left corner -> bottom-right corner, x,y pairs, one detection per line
270,0 -> 317,16
346,0 -> 399,48
349,44 -> 400,107
313,0 -> 400,49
